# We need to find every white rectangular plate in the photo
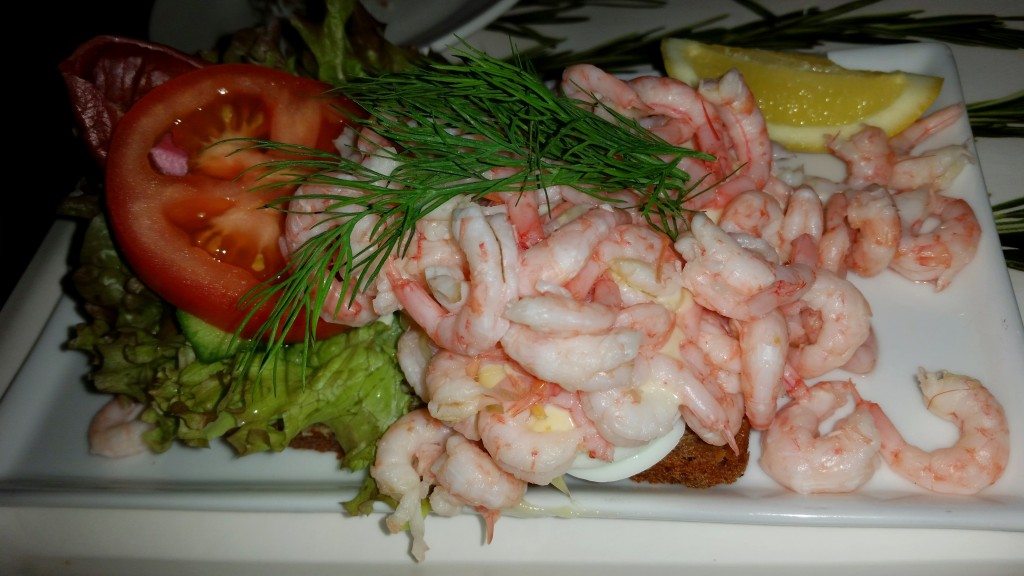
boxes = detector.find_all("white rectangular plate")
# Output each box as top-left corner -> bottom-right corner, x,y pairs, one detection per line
1,43 -> 1022,539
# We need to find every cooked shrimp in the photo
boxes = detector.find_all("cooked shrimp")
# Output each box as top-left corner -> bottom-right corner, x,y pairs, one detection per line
779,187 -> 824,263
593,223 -> 688,309
614,302 -> 675,351
477,396 -> 584,485
370,409 -> 453,562
352,125 -> 399,166
763,175 -> 795,208
486,166 -> 546,249
890,103 -> 966,154
504,293 -> 618,336
845,186 -> 900,277
88,397 -> 152,458
817,191 -> 852,276
787,233 -> 821,269
889,145 -> 974,193
580,356 -> 684,448
396,327 -> 436,400
890,191 -> 981,291
732,232 -> 781,264
841,328 -> 878,374
890,187 -> 930,229
672,305 -> 745,447
390,204 -> 517,355
771,143 -> 804,187
518,206 -> 629,296
827,125 -> 893,190
801,175 -> 845,200
827,105 -> 972,194
629,75 -> 732,185
538,184 -> 634,215
692,309 -> 742,394
374,198 -> 466,316
562,64 -> 650,121
672,300 -> 737,390
429,435 -> 527,543
710,387 -> 745,453
718,190 -> 784,256
868,369 -> 1009,495
643,349 -> 739,452
499,190 -> 545,249
283,177 -> 384,326
759,380 -> 881,494
786,270 -> 872,379
500,324 -> 641,392
548,388 -> 616,462
737,309 -> 788,430
699,70 -> 772,189
675,213 -> 815,321
423,351 -> 488,423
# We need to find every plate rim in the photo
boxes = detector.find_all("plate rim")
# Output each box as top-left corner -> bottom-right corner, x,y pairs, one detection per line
2,43 -> 1023,536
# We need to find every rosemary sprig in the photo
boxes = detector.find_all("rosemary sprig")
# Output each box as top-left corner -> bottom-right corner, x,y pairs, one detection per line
239,46 -> 708,364
490,1 -> 667,48
497,1 -> 1024,139
495,0 -> 1024,78
993,196 -> 1024,271
965,90 -> 1024,138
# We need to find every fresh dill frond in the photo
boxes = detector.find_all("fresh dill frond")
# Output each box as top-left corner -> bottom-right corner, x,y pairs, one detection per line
237,45 -> 709,368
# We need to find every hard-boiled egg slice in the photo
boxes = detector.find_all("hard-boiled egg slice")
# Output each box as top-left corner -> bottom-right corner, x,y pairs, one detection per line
566,420 -> 685,483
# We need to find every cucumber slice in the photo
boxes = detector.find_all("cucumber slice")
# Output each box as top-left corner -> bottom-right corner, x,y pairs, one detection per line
176,310 -> 245,362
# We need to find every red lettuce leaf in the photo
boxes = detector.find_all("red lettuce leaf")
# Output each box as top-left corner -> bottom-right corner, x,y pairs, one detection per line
60,35 -> 206,165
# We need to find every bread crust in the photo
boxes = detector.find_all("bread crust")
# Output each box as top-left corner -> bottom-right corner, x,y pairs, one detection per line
630,418 -> 751,488
289,418 -> 752,489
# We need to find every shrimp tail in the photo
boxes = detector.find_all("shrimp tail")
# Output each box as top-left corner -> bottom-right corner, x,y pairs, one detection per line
478,507 -> 502,544
782,365 -> 807,399
866,402 -> 913,469
390,493 -> 430,562
725,427 -> 740,456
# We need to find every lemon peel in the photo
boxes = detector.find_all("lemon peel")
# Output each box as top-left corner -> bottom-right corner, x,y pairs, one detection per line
661,39 -> 943,152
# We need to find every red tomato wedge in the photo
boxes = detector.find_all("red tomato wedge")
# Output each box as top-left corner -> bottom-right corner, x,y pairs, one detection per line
106,64 -> 355,341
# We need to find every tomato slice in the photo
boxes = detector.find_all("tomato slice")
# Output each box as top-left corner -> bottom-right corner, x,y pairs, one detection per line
106,64 -> 355,341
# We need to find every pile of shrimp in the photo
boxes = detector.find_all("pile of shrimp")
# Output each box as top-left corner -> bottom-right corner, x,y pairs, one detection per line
277,63 -> 1009,561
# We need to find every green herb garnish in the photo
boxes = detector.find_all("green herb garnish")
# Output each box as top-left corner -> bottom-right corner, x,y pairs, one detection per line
237,46 -> 708,366
993,196 -> 1024,271
499,0 -> 1024,78
966,90 -> 1024,139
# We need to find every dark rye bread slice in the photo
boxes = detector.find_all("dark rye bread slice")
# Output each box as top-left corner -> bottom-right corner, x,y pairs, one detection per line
631,418 -> 751,488
290,418 -> 752,489
288,424 -> 345,458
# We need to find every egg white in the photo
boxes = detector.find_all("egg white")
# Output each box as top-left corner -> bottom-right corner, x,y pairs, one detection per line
566,420 -> 686,482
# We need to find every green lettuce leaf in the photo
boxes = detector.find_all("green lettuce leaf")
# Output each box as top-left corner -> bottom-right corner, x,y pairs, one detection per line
204,0 -> 425,85
68,215 -> 184,404
289,0 -> 423,84
68,214 -> 416,471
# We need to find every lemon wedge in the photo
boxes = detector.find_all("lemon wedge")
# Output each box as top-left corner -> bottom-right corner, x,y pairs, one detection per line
661,38 -> 943,152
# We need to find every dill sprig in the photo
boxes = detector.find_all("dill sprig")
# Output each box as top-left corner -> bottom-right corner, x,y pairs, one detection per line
237,46 -> 708,364
965,90 -> 1024,138
498,0 -> 1024,78
993,196 -> 1024,271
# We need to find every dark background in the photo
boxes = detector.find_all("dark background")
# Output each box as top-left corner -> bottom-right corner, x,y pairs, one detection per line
4,2 -> 156,308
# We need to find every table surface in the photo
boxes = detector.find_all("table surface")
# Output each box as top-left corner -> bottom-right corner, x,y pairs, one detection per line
4,1 -> 1023,574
